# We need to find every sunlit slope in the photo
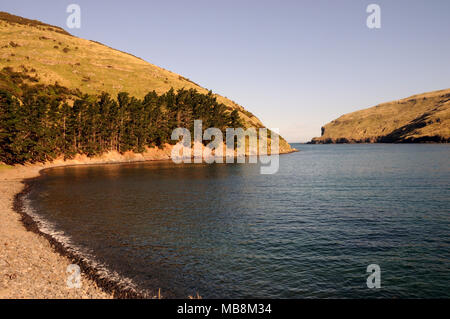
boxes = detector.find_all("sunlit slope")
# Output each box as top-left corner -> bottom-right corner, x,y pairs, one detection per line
0,12 -> 292,151
310,89 -> 450,143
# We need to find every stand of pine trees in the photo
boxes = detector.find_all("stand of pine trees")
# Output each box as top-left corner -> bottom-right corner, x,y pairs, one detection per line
0,68 -> 242,165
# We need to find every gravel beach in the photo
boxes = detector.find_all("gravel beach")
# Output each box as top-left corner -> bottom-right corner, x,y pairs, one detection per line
0,148 -> 175,299
0,164 -> 113,298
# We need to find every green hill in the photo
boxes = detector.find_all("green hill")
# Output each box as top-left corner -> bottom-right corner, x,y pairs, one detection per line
310,89 -> 450,143
0,11 -> 293,154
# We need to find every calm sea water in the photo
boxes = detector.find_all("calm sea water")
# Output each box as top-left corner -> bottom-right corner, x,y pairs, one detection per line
26,144 -> 450,298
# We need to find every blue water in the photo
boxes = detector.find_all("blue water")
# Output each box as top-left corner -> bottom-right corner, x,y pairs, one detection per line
27,144 -> 450,298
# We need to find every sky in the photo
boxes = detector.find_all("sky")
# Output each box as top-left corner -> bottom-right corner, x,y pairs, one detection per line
2,0 -> 450,142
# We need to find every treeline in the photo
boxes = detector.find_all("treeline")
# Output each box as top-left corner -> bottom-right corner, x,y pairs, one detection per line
0,68 -> 242,164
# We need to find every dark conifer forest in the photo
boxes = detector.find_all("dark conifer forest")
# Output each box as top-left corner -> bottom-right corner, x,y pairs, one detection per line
0,67 -> 242,164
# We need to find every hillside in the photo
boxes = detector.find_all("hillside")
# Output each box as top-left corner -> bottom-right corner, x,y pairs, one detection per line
310,89 -> 450,143
0,12 -> 293,153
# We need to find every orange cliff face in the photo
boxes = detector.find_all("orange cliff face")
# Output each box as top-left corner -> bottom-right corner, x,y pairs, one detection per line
309,89 -> 450,144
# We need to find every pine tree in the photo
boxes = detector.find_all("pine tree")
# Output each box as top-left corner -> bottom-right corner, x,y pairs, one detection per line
0,68 -> 243,164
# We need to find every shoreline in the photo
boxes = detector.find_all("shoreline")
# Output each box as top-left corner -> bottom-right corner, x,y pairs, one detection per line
1,146 -> 297,299
0,146 -> 177,299
0,164 -> 113,298
14,180 -> 151,299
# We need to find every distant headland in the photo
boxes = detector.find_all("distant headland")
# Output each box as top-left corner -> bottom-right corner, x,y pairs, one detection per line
309,88 -> 450,144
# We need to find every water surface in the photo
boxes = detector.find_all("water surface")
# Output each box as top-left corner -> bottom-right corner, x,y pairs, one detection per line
27,144 -> 450,298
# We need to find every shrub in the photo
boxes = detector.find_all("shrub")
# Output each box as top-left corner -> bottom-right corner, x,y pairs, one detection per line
0,12 -> 71,36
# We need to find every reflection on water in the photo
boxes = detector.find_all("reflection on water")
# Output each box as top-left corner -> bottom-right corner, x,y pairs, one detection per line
27,144 -> 450,298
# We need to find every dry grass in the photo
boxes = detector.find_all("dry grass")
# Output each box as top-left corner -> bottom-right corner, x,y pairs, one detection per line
0,18 -> 260,126
188,292 -> 202,299
312,89 -> 450,143
0,164 -> 12,170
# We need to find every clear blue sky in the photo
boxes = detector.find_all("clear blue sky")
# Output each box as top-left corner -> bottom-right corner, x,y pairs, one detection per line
3,0 -> 450,142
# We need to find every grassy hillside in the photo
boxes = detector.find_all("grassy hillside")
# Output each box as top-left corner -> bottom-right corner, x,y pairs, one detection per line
310,88 -> 450,143
0,12 -> 292,152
